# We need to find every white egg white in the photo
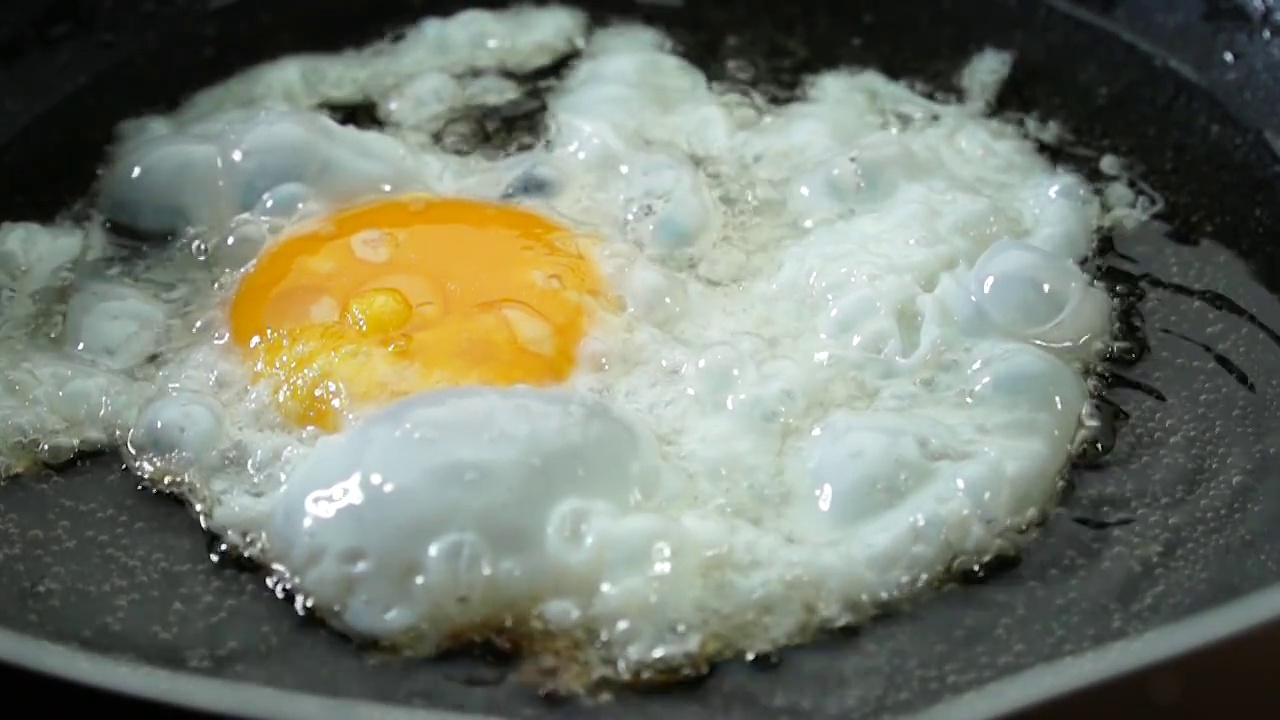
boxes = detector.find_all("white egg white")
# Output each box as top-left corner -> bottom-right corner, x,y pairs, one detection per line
0,4 -> 1155,687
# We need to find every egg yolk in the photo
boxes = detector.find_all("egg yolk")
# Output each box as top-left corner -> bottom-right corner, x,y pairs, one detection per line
229,195 -> 611,431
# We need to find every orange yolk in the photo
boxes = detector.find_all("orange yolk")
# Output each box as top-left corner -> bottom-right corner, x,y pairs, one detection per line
229,195 -> 612,431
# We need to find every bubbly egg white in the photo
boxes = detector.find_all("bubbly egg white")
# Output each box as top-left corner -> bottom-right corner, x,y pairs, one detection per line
0,5 -> 1151,685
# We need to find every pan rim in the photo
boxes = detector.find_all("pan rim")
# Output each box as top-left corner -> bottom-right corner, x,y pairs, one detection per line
907,579 -> 1280,719
3,579 -> 1280,719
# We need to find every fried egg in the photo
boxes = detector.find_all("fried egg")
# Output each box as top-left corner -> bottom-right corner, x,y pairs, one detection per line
0,5 -> 1148,688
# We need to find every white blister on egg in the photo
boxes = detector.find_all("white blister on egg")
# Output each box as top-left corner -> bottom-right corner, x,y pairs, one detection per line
552,33 -> 732,158
403,6 -> 588,75
500,160 -> 564,202
786,410 -> 941,536
99,110 -> 420,236
613,256 -> 688,327
1021,172 -> 1101,259
966,342 -> 1090,442
555,49 -> 710,134
62,282 -> 168,370
786,152 -> 866,227
740,114 -> 845,183
380,72 -> 461,132
621,155 -> 719,255
260,385 -> 663,643
963,238 -> 1111,352
125,391 -> 226,479
252,181 -> 319,223
0,222 -> 87,296
817,278 -> 924,373
584,511 -> 711,652
206,217 -> 270,275
526,116 -> 630,220
581,23 -> 674,57
1,356 -> 143,457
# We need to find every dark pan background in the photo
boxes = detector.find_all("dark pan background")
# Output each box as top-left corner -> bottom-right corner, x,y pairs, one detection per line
1,0 -> 1279,718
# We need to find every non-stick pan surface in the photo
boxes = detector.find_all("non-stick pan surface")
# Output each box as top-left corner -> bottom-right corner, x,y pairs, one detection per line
2,0 -> 1280,718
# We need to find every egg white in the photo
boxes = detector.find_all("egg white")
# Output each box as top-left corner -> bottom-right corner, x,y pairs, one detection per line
0,5 -> 1154,686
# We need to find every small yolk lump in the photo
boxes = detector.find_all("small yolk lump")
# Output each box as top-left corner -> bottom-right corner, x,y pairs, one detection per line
229,196 -> 611,431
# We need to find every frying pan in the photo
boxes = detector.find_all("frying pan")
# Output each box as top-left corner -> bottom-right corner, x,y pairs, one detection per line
1,0 -> 1279,718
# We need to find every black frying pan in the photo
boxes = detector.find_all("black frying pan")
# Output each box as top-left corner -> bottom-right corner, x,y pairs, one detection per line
2,0 -> 1280,718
